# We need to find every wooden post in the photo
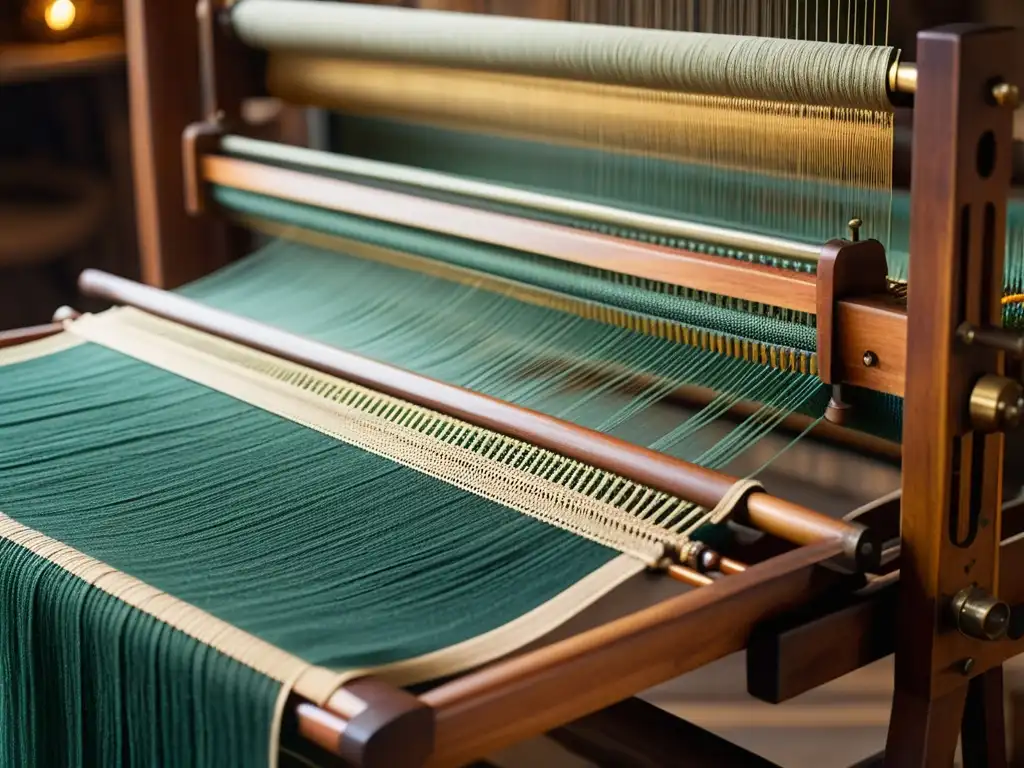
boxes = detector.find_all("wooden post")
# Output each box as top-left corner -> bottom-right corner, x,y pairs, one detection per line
123,0 -> 234,288
886,24 -> 1015,766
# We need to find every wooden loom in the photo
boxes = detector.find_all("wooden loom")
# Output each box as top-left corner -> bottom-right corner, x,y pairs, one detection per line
4,1 -> 1024,766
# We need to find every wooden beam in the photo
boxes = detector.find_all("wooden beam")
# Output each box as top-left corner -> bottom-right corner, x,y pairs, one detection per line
746,499 -> 1024,707
888,25 -> 1014,766
123,0 -> 234,287
421,542 -> 843,767
202,156 -> 819,313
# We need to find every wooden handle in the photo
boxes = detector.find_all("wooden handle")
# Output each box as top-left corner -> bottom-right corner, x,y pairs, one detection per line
0,322 -> 64,349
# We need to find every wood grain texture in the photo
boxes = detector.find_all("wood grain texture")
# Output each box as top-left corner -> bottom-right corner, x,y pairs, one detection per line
123,0 -> 232,288
201,156 -> 820,313
0,323 -> 63,348
815,240 -> 890,387
892,28 -> 1014,750
835,297 -> 907,398
747,575 -> 899,705
421,541 -> 843,767
747,508 -> 1024,712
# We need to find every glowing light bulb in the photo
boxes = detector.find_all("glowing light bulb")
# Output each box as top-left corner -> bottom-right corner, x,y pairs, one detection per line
44,0 -> 76,32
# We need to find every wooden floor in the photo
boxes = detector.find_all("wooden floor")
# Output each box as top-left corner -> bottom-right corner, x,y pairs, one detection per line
487,653 -> 1024,767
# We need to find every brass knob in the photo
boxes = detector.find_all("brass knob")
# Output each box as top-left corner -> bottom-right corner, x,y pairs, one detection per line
970,375 -> 1024,433
847,218 -> 863,242
993,82 -> 1021,110
51,305 -> 77,323
950,586 -> 1011,641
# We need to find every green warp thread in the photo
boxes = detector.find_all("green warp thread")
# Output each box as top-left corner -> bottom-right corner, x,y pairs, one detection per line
185,234 -> 840,456
328,115 -> 1024,329
326,115 -> 893,268
202,192 -> 902,442
232,0 -> 896,110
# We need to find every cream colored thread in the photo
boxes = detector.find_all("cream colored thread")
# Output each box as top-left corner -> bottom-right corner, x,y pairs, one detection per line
235,1 -> 896,110
707,478 -> 764,524
268,56 -> 896,186
0,514 -> 646,720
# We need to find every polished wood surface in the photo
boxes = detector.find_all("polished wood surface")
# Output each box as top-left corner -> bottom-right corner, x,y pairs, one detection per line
79,269 -> 868,558
890,25 -> 1016,765
0,322 -> 62,348
203,155 -> 909,395
834,297 -> 908,399
815,239 -> 891,388
124,0 -> 233,287
421,541 -> 843,767
747,574 -> 899,705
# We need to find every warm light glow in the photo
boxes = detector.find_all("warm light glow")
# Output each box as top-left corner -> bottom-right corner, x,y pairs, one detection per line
44,0 -> 76,32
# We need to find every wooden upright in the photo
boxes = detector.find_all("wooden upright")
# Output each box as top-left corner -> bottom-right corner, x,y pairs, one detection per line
888,24 -> 1017,767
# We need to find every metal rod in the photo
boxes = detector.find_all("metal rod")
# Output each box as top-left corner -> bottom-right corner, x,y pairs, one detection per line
890,61 -> 918,95
720,557 -> 747,575
219,135 -> 823,264
78,269 -> 875,569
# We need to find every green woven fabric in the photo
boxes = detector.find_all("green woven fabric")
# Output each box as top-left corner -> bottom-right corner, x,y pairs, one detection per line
0,342 -> 616,767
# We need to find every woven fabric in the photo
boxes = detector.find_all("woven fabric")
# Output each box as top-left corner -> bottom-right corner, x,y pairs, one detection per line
0,342 -> 621,766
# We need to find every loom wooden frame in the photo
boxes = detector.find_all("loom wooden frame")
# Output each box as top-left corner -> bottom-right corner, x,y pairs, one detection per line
0,1 -> 1012,766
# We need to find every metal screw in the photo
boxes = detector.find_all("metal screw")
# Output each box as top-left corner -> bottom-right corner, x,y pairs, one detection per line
962,658 -> 976,676
862,351 -> 878,368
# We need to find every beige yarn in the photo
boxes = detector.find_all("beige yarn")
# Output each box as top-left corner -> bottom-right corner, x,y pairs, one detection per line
232,0 -> 897,110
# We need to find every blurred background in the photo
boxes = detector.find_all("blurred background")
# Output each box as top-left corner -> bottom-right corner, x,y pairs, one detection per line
0,0 -> 132,329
